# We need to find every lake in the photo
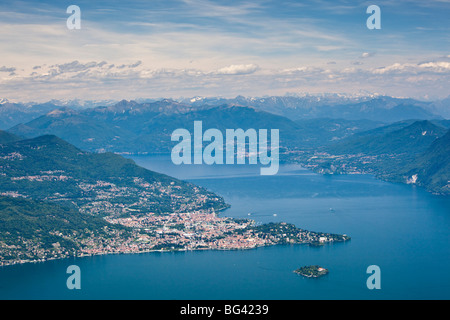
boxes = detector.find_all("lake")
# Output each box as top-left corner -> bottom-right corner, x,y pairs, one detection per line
0,155 -> 449,299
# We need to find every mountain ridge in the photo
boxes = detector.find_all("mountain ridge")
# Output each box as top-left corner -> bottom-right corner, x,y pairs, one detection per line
326,120 -> 448,156
392,129 -> 450,195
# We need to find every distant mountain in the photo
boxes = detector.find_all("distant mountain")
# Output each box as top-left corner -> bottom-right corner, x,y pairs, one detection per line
181,96 -> 441,122
326,120 -> 448,156
0,99 -> 122,131
8,100 -> 212,153
9,107 -> 136,153
44,98 -> 118,109
133,105 -> 303,152
128,106 -> 384,152
294,118 -> 383,145
0,135 -> 227,215
388,129 -> 450,195
180,94 -> 376,114
428,97 -> 450,119
0,102 -> 62,130
432,119 -> 450,129
319,99 -> 438,122
8,101 -> 385,153
2,95 -> 445,133
0,130 -> 21,144
2,97 -> 448,197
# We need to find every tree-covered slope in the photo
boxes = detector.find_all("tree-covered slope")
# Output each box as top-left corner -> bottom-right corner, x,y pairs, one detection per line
0,195 -> 128,264
392,129 -> 450,195
0,135 -> 228,216
327,120 -> 447,156
0,130 -> 21,145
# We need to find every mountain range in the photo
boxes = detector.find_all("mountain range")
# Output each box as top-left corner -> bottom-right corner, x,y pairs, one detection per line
2,95 -> 449,195
326,120 -> 448,156
179,95 -> 445,122
2,94 -> 447,131
8,102 -> 384,153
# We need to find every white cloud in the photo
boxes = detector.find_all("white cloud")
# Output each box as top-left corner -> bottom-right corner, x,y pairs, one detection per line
2,56 -> 449,102
316,46 -> 343,52
361,52 -> 375,58
418,61 -> 450,71
0,66 -> 16,72
215,64 -> 259,75
372,61 -> 450,74
0,1 -> 448,101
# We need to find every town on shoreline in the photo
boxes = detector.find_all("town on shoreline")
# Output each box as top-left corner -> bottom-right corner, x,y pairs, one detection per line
1,208 -> 350,267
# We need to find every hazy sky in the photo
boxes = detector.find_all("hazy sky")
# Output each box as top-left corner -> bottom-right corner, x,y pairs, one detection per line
0,0 -> 449,101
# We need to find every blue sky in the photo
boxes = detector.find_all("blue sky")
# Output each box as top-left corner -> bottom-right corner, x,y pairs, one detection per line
0,0 -> 449,101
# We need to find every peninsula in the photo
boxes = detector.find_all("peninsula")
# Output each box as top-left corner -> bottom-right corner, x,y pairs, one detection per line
0,135 -> 350,266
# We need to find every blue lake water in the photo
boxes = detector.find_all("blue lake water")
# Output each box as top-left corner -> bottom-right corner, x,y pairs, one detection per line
1,155 -> 449,300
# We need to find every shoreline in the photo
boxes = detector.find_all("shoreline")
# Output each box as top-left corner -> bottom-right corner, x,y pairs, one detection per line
0,238 -> 350,268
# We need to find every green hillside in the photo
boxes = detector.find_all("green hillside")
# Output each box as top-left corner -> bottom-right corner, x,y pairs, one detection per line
0,135 -> 228,216
0,130 -> 21,144
0,195 -> 129,264
327,120 -> 447,156
393,130 -> 450,195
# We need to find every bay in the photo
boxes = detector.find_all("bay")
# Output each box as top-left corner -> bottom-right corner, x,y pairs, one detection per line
0,155 -> 449,300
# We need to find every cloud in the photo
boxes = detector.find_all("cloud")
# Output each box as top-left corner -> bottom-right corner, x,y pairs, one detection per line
316,46 -> 343,52
215,64 -> 259,75
1,57 -> 449,101
418,61 -> 450,71
0,66 -> 16,72
0,1 -> 449,101
372,61 -> 450,74
128,61 -> 142,68
50,61 -> 107,73
361,52 -> 375,58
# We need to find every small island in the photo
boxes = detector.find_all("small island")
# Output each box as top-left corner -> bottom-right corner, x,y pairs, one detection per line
294,265 -> 329,278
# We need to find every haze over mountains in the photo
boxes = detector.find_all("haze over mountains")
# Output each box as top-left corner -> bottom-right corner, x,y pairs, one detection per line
1,94 -> 449,195
0,130 -> 21,145
1,94 -> 448,130
7,101 -> 382,153
3,95 -> 446,153
182,95 -> 444,122
0,99 -> 118,130
326,120 -> 449,156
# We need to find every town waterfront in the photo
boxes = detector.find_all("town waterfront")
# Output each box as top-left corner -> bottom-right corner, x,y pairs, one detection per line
1,155 -> 449,299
